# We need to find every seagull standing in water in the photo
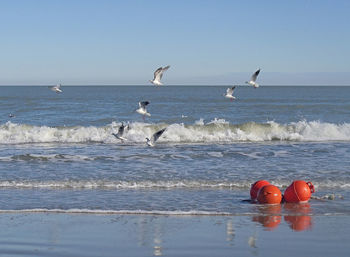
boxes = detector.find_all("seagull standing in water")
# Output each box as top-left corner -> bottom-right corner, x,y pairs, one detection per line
224,86 -> 236,101
136,101 -> 151,120
112,123 -> 127,141
51,84 -> 63,93
245,69 -> 261,88
146,128 -> 167,147
150,66 -> 170,86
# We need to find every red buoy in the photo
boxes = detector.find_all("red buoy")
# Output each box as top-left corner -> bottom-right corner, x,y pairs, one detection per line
257,185 -> 282,204
250,180 -> 270,200
284,181 -> 315,203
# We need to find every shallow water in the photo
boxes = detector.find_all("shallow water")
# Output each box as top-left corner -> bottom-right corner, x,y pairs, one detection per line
0,86 -> 349,215
0,214 -> 349,257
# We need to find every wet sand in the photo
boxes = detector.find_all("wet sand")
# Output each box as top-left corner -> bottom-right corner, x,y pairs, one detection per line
0,213 -> 348,257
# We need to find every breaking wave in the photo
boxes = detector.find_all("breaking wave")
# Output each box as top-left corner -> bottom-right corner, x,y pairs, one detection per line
1,119 -> 350,144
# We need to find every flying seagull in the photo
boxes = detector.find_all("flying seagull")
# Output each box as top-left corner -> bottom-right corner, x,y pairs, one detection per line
150,65 -> 170,86
51,84 -> 63,93
112,123 -> 127,141
126,122 -> 131,131
136,101 -> 151,120
224,86 -> 236,101
245,69 -> 261,88
146,128 -> 167,147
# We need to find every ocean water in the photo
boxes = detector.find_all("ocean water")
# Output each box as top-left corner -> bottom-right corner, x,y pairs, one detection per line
0,86 -> 349,216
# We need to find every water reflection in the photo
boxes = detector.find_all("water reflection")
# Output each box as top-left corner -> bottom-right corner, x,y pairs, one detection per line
248,233 -> 257,248
252,203 -> 313,231
136,216 -> 163,256
226,219 -> 235,243
252,204 -> 282,231
284,203 -> 312,231
132,204 -> 313,256
153,221 -> 163,256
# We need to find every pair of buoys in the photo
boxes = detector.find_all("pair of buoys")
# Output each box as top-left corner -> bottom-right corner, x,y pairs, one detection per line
250,180 -> 315,204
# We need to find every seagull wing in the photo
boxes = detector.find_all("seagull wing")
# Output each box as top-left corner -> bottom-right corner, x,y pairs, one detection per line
139,101 -> 150,108
159,65 -> 170,80
226,87 -> 234,95
153,67 -> 163,80
152,128 -> 166,143
251,69 -> 261,82
117,123 -> 125,137
162,65 -> 170,71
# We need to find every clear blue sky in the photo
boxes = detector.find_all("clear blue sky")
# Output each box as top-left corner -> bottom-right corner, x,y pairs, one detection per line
0,0 -> 349,85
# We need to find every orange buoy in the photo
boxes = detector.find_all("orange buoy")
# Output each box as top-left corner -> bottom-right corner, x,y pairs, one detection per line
250,180 -> 270,200
257,185 -> 282,204
283,181 -> 315,203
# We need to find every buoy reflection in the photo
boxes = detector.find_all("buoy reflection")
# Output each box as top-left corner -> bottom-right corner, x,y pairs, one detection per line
252,203 -> 313,231
252,204 -> 282,231
284,203 -> 312,231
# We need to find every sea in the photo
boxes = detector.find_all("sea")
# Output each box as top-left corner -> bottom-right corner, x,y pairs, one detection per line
0,85 -> 349,217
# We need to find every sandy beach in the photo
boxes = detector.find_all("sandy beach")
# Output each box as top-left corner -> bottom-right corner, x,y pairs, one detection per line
0,212 -> 348,257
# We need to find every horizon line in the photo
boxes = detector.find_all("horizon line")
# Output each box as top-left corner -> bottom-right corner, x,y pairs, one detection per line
0,84 -> 349,87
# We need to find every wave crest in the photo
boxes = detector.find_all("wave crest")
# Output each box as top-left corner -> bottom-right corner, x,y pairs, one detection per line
1,120 -> 350,144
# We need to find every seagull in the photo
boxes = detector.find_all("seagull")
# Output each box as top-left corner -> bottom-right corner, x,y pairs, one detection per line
224,86 -> 236,101
112,123 -> 127,141
8,114 -> 15,118
51,84 -> 62,93
136,101 -> 151,120
146,128 -> 167,147
150,66 -> 170,86
245,69 -> 261,88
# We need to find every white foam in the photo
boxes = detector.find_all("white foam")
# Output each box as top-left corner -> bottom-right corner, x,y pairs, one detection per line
207,152 -> 224,158
311,194 -> 345,200
194,118 -> 205,125
0,208 -> 232,216
291,120 -> 350,141
1,120 -> 350,144
208,118 -> 229,124
0,180 -> 253,189
0,179 -> 348,190
0,154 -> 94,162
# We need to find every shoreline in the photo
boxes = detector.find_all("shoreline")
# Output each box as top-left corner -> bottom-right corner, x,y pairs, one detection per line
0,213 -> 348,257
